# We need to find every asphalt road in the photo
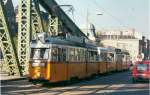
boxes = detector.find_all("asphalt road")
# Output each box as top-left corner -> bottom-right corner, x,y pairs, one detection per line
1,71 -> 149,95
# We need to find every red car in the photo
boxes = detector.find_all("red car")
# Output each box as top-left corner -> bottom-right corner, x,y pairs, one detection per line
132,60 -> 150,82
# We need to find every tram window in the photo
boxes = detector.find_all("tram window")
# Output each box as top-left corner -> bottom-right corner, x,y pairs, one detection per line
69,48 -> 75,62
74,48 -> 78,61
51,47 -> 67,62
94,51 -> 98,62
107,53 -> 114,62
58,48 -> 62,62
88,51 -> 97,62
78,49 -> 81,62
116,55 -> 123,63
66,48 -> 69,62
122,55 -> 126,62
85,51 -> 88,61
87,51 -> 90,62
31,48 -> 49,59
77,49 -> 80,61
82,50 -> 86,62
98,56 -> 102,62
90,51 -> 94,62
62,48 -> 66,62
101,52 -> 107,62
79,49 -> 82,62
96,54 -> 99,62
31,49 -> 40,59
51,48 -> 58,61
43,49 -> 49,59
90,51 -> 93,62
106,57 -> 112,63
79,49 -> 85,62
75,48 -> 81,62
77,49 -> 80,62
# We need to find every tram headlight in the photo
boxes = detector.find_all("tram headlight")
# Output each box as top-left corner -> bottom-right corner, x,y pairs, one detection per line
32,63 -> 45,67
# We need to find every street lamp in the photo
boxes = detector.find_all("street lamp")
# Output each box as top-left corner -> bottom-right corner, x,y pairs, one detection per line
86,10 -> 103,37
96,13 -> 103,15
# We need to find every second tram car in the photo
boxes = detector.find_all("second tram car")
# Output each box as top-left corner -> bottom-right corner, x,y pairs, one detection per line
97,47 -> 108,74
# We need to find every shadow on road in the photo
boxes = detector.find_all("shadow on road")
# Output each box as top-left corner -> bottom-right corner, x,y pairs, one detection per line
1,71 -> 149,95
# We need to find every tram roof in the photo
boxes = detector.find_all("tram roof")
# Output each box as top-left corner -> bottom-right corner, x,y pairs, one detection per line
31,37 -> 97,49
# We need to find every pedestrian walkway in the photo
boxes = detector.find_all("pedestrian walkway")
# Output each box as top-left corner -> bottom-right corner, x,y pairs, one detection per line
0,71 -> 26,82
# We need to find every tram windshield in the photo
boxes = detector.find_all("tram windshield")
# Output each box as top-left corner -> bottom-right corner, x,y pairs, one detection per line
30,48 -> 49,59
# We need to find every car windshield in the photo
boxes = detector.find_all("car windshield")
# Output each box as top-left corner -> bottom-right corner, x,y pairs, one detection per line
137,64 -> 148,71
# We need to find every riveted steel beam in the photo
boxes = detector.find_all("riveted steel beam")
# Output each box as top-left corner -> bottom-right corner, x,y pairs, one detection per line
31,0 -> 44,39
48,15 -> 59,36
18,0 -> 31,75
0,0 -> 20,75
39,0 -> 87,38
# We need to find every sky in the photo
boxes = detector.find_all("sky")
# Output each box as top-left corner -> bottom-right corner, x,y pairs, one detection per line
12,0 -> 149,37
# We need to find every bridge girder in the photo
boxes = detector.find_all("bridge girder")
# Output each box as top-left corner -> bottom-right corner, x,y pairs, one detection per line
17,0 -> 31,75
0,0 -> 20,75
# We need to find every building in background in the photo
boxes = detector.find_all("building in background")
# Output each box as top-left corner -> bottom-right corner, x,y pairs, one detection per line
80,23 -> 98,42
139,36 -> 150,60
97,28 -> 142,40
97,28 -> 143,62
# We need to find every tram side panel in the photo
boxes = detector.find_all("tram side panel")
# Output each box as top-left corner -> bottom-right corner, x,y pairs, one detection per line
67,48 -> 86,80
86,50 -> 99,77
86,63 -> 99,77
126,55 -> 131,70
107,61 -> 116,72
122,54 -> 127,70
97,49 -> 108,74
50,62 -> 68,82
106,53 -> 114,72
49,47 -> 68,82
111,55 -> 116,72
106,61 -> 116,73
99,61 -> 107,74
116,61 -> 122,71
124,54 -> 130,70
116,54 -> 123,71
112,62 -> 116,72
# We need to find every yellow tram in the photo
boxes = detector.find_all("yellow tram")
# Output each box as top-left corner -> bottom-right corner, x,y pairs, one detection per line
29,34 -> 130,83
29,36 -> 99,82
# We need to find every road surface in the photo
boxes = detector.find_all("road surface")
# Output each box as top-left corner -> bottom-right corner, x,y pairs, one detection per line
1,71 -> 149,95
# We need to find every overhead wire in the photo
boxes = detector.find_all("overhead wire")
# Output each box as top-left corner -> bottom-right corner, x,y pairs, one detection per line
91,0 -> 129,28
56,0 -> 76,24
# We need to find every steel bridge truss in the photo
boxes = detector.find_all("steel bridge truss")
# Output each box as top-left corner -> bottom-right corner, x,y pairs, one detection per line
48,15 -> 59,36
17,0 -> 48,75
32,0 -> 44,39
0,0 -> 20,75
0,0 -> 87,76
17,0 -> 31,75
